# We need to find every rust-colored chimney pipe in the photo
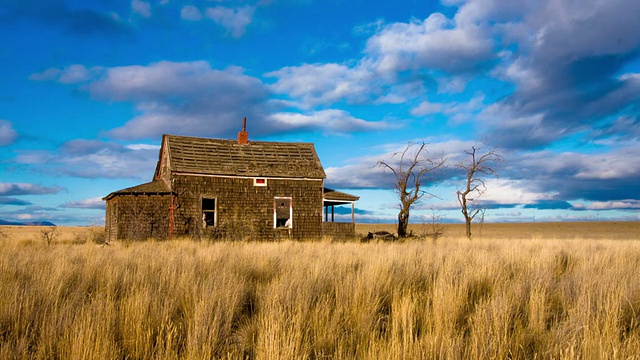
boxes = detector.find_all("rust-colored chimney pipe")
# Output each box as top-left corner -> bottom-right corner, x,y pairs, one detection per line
238,117 -> 249,145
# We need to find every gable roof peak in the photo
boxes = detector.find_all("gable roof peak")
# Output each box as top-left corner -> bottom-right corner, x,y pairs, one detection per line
160,134 -> 326,179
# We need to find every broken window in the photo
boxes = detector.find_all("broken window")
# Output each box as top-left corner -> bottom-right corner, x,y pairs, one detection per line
202,197 -> 216,227
274,197 -> 292,228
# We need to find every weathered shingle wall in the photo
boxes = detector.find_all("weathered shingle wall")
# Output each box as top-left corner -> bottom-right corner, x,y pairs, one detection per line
172,174 -> 323,240
107,194 -> 171,241
105,199 -> 118,243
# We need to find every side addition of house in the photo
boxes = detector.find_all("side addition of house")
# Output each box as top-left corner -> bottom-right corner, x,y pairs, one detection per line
103,120 -> 359,241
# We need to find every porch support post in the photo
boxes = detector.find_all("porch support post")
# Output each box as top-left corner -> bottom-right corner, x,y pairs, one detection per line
324,203 -> 328,222
351,202 -> 355,223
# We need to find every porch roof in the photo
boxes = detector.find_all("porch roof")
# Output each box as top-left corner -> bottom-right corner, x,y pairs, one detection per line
103,180 -> 173,200
323,188 -> 359,205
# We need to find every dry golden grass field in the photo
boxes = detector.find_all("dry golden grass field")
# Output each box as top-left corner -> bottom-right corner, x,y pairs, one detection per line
357,221 -> 640,240
1,222 -> 639,359
2,221 -> 639,244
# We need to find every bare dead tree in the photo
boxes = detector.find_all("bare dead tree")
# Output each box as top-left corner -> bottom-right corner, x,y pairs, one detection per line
456,144 -> 503,239
420,209 -> 444,241
478,208 -> 486,237
377,142 -> 446,237
40,226 -> 59,246
122,196 -> 165,241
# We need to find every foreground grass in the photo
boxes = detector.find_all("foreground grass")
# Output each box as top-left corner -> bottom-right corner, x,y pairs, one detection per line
1,238 -> 639,359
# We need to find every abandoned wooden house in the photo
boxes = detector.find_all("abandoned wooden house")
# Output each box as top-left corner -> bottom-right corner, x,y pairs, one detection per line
103,120 -> 359,241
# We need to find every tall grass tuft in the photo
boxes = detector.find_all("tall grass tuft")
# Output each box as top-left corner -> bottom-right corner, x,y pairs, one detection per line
1,237 -> 639,358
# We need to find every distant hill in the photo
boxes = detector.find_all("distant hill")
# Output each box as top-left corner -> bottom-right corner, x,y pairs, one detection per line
0,219 -> 56,226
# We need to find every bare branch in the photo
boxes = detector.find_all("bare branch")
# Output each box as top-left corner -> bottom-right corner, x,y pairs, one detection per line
377,141 -> 446,237
457,143 -> 503,239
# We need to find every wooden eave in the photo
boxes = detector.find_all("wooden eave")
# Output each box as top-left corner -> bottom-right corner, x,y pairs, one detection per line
323,187 -> 359,204
103,180 -> 174,201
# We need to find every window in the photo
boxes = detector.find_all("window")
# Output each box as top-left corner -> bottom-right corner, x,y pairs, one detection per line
202,198 -> 216,227
254,178 -> 267,186
274,197 -> 292,228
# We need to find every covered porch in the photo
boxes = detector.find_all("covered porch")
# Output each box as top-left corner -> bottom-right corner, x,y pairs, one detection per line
322,188 -> 359,239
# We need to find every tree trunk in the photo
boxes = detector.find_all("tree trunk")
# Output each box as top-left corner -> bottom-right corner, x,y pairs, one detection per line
398,208 -> 409,237
465,218 -> 472,239
459,192 -> 473,239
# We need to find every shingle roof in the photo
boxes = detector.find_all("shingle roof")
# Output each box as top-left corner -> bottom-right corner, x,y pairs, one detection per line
103,180 -> 173,200
163,134 -> 326,179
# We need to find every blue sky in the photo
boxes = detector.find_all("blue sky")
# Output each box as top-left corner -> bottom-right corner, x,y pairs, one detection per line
1,0 -> 639,226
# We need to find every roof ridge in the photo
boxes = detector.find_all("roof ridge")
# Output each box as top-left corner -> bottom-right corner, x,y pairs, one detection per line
163,133 -> 315,145
162,133 -> 326,179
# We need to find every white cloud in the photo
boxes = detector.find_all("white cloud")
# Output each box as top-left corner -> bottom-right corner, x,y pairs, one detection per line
205,6 -> 255,38
324,139 -> 473,189
30,65 -> 101,84
480,179 -> 557,205
132,0 -> 151,18
267,63 -> 372,109
267,60 -> 431,109
14,139 -> 158,180
435,75 -> 469,94
412,93 -> 485,124
32,61 -> 390,139
0,120 -> 18,146
0,182 -> 64,196
325,161 -> 388,189
268,0 -> 640,152
375,93 -> 406,104
470,0 -> 640,148
86,61 -> 260,102
262,0 -> 640,151
365,12 -> 494,74
411,101 -> 443,116
591,115 -> 640,141
496,143 -> 640,203
125,144 -> 161,151
87,61 -> 268,139
476,104 -> 559,148
58,64 -> 95,84
180,5 -> 202,21
62,197 -> 106,209
574,147 -> 640,180
450,0 -> 536,29
573,200 -> 640,211
513,145 -> 640,182
29,68 -> 63,82
270,110 -> 392,134
267,10 -> 494,109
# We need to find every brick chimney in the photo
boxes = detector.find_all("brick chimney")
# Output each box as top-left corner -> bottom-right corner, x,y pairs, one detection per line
238,117 -> 249,145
